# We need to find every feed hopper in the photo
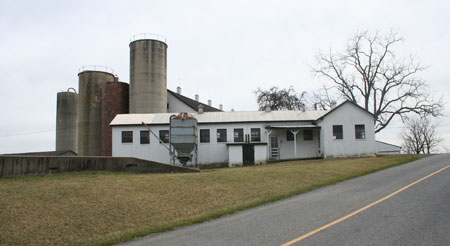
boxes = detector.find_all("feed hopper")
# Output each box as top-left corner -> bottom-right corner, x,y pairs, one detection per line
170,113 -> 198,165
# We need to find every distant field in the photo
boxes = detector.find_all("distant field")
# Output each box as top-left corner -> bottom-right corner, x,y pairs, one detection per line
0,155 -> 422,246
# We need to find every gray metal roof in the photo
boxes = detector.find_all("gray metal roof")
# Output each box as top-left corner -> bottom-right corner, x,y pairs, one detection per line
167,89 -> 221,112
110,110 -> 329,126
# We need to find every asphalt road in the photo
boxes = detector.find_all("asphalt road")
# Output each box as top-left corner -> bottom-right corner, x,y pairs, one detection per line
119,154 -> 450,246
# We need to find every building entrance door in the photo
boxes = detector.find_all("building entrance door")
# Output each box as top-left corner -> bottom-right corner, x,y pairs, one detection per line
243,144 -> 255,166
270,136 -> 279,159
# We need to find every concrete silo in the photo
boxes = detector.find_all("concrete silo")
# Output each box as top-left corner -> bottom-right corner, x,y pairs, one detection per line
56,88 -> 78,153
101,81 -> 129,156
78,66 -> 116,156
129,34 -> 168,113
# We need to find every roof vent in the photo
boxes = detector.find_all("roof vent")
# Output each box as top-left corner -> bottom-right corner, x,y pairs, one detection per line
208,100 -> 212,106
198,104 -> 204,114
195,94 -> 199,102
219,104 -> 223,111
176,86 -> 182,94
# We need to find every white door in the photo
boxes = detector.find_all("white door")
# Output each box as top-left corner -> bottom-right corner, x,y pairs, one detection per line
270,136 -> 279,159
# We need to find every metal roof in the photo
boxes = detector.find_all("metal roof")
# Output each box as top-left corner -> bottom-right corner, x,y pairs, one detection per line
167,90 -> 222,112
110,110 -> 329,126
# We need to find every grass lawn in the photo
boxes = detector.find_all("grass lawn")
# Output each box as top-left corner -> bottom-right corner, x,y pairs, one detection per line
0,155 -> 422,246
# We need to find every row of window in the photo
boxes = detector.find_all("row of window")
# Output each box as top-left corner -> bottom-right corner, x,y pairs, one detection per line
332,124 -> 365,140
201,128 -> 260,143
121,125 -> 365,144
121,130 -> 169,144
121,128 -> 262,144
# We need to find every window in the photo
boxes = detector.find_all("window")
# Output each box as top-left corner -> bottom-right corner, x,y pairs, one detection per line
121,131 -> 133,143
140,131 -> 150,144
159,130 -> 169,143
217,129 -> 227,142
200,129 -> 210,143
333,125 -> 343,140
304,130 -> 313,141
251,128 -> 261,142
355,124 -> 365,139
286,130 -> 294,141
234,128 -> 244,142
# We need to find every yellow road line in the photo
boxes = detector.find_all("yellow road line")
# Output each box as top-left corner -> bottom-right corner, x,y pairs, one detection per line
281,164 -> 450,246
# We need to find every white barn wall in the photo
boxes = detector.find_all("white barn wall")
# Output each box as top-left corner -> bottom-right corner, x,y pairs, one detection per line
228,145 -> 243,166
112,125 -> 173,163
167,92 -> 196,113
197,122 -> 268,165
113,122 -> 272,166
318,103 -> 376,158
254,145 -> 267,164
111,101 -> 377,166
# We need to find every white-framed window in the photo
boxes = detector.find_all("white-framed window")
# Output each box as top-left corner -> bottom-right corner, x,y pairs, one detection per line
234,128 -> 244,142
333,125 -> 343,140
251,128 -> 261,142
355,124 -> 366,139
200,129 -> 210,143
217,129 -> 227,142
140,131 -> 150,144
121,131 -> 133,143
159,130 -> 169,143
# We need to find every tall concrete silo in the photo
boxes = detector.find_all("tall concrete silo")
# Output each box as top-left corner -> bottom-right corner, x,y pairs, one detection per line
101,81 -> 129,156
78,67 -> 116,156
129,34 -> 168,113
56,88 -> 78,153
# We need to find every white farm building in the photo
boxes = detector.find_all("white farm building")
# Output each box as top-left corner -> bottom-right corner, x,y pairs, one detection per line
55,35 -> 382,164
110,100 -> 376,167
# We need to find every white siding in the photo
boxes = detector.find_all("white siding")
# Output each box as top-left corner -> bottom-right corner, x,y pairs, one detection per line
254,145 -> 267,164
111,101 -> 377,166
113,125 -> 173,164
196,123 -> 268,165
228,145 -> 243,167
112,122 -> 271,166
318,103 -> 376,158
167,92 -> 196,113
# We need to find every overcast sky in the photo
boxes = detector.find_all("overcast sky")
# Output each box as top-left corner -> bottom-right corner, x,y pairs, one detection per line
1,0 -> 449,154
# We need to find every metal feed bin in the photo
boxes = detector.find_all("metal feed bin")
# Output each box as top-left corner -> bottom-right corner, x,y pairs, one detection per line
170,113 -> 198,166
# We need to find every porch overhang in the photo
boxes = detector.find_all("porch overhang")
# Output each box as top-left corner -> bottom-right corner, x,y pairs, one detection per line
265,125 -> 321,130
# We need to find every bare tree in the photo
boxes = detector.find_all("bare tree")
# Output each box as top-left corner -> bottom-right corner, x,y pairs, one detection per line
402,117 -> 425,154
255,86 -> 307,111
402,117 -> 442,154
314,30 -> 443,133
307,86 -> 337,110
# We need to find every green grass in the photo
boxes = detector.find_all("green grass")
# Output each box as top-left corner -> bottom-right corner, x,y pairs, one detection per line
0,155 -> 422,246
